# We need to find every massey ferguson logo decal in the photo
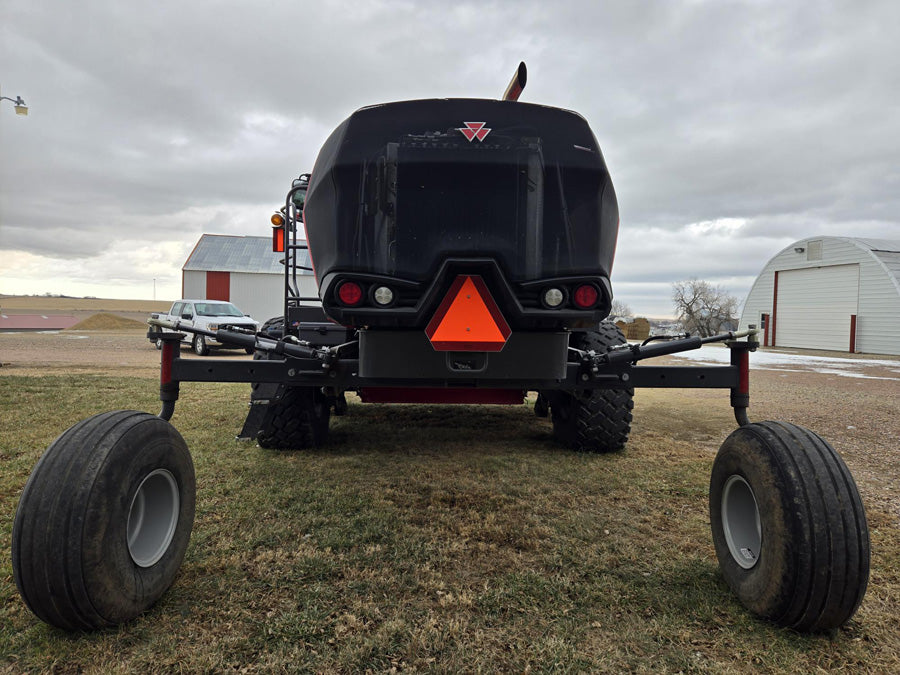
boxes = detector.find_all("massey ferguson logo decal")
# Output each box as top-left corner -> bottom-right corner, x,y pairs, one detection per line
458,121 -> 491,142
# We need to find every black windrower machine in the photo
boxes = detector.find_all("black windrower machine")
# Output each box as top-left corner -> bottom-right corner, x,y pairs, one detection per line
13,63 -> 868,633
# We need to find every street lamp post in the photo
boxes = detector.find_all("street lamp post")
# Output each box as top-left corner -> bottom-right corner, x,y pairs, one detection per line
0,85 -> 28,115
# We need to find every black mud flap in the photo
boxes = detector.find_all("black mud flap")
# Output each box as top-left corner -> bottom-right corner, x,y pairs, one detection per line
238,403 -> 269,441
238,382 -> 284,441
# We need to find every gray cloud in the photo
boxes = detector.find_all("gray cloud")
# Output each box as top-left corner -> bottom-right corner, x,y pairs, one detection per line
2,0 -> 899,315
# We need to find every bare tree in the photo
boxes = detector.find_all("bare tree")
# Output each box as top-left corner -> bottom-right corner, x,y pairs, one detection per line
672,279 -> 740,337
610,299 -> 632,318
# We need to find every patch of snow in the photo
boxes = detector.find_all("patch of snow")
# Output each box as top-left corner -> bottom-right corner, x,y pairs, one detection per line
666,344 -> 900,380
811,369 -> 898,381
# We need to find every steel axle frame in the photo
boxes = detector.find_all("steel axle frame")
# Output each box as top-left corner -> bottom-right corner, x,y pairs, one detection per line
148,320 -> 758,428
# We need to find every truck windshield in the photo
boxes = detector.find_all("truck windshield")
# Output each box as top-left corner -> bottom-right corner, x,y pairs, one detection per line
195,302 -> 243,317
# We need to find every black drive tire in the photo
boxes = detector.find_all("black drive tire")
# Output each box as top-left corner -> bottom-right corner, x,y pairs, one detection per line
11,410 -> 196,630
549,322 -> 634,453
256,387 -> 331,450
259,315 -> 285,340
709,421 -> 869,632
192,335 -> 209,356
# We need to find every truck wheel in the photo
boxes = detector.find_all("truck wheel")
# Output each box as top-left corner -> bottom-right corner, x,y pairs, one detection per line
548,323 -> 634,453
257,387 -> 330,449
260,315 -> 285,340
192,335 -> 209,356
709,421 -> 869,631
11,411 -> 196,630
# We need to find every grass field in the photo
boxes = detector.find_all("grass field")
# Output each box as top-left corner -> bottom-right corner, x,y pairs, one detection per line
1,371 -> 898,673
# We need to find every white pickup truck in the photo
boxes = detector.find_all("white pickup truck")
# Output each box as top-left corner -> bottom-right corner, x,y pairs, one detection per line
150,299 -> 259,355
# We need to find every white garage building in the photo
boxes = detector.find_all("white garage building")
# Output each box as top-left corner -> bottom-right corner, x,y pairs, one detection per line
182,234 -> 318,322
738,236 -> 900,355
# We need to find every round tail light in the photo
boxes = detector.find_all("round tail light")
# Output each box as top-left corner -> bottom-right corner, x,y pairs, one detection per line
337,281 -> 364,306
573,284 -> 599,309
372,285 -> 394,306
542,287 -> 565,308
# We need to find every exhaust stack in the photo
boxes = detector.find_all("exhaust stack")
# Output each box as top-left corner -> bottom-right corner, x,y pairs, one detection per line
501,62 -> 527,101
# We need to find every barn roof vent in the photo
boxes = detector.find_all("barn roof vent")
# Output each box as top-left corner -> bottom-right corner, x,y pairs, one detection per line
807,240 -> 823,261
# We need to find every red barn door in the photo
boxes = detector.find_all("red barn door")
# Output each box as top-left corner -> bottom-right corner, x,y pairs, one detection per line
206,271 -> 230,301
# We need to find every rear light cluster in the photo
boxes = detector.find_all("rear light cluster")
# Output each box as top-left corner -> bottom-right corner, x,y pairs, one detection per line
335,281 -> 396,307
334,276 -> 603,315
540,283 -> 601,310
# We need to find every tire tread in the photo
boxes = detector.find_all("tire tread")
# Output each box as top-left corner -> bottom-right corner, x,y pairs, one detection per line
12,411 -> 195,630
710,420 -> 869,632
549,322 -> 634,453
256,387 -> 330,450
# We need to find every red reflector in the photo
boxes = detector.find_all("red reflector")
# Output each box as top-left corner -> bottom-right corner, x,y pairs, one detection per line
272,226 -> 284,253
337,281 -> 363,306
573,284 -> 599,309
425,275 -> 511,352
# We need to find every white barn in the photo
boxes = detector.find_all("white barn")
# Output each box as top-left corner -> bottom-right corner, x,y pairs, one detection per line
182,234 -> 318,322
738,236 -> 900,355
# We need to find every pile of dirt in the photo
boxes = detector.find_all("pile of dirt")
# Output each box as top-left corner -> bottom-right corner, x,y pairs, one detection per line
68,313 -> 147,331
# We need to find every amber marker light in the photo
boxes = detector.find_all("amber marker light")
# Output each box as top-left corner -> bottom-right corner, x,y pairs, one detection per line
271,212 -> 286,252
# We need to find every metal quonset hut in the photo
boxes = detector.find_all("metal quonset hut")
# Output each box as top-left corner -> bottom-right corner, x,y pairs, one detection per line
182,234 -> 317,322
738,236 -> 900,355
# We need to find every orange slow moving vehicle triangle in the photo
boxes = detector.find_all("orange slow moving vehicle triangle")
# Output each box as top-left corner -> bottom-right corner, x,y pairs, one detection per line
426,275 -> 511,352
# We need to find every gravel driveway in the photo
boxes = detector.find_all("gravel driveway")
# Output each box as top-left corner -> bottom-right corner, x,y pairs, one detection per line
0,328 -> 250,376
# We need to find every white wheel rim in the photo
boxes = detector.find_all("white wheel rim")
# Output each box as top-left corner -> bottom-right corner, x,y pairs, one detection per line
127,469 -> 180,567
721,475 -> 761,569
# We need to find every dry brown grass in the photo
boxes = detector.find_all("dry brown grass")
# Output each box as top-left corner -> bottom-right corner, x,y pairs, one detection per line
0,295 -> 170,313
69,313 -> 148,330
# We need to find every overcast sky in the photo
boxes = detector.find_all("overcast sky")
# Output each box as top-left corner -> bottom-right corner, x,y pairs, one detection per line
2,0 -> 899,318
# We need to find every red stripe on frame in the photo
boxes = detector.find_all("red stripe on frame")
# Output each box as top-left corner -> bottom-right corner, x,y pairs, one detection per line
359,388 -> 525,404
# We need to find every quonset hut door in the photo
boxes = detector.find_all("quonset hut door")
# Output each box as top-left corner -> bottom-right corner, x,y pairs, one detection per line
775,264 -> 859,351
